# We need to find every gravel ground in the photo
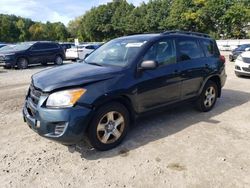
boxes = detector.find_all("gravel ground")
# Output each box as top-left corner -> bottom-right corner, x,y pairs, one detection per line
0,54 -> 250,188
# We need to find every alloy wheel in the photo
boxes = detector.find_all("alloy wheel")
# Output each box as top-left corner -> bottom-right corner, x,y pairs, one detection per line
204,86 -> 216,108
96,111 -> 125,144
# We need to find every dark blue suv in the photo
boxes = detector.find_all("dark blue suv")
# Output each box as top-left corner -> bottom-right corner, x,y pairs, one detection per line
23,31 -> 227,150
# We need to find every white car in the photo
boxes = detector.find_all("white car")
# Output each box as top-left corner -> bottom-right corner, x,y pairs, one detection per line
66,44 -> 100,61
219,45 -> 231,51
235,50 -> 250,77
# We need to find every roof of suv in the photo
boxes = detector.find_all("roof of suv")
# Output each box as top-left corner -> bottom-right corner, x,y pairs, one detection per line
118,30 -> 212,41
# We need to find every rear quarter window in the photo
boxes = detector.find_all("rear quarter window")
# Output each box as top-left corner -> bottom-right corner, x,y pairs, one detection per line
177,39 -> 204,61
201,40 -> 214,57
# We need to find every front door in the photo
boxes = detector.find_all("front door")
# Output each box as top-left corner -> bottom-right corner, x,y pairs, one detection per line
136,38 -> 182,112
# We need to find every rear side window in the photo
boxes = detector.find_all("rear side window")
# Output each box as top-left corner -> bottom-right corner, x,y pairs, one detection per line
201,40 -> 214,57
177,39 -> 204,61
85,45 -> 96,50
143,39 -> 176,66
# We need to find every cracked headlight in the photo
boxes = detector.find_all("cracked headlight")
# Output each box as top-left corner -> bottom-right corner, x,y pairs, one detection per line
46,88 -> 86,108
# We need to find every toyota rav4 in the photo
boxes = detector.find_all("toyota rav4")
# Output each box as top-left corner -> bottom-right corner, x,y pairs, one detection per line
23,31 -> 227,151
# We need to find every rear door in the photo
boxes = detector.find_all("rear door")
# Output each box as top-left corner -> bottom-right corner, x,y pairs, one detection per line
176,37 -> 207,99
136,38 -> 182,112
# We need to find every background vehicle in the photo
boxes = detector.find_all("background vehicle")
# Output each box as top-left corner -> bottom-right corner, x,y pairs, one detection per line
59,42 -> 75,52
23,31 -> 226,150
0,43 -> 7,49
0,41 -> 65,69
65,44 -> 101,61
229,44 -> 250,62
235,51 -> 250,77
220,45 -> 231,51
0,44 -> 16,52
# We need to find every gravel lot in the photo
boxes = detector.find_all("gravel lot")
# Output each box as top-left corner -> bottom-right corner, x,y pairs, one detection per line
0,53 -> 250,188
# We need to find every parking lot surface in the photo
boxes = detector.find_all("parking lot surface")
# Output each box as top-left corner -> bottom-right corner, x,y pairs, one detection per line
0,54 -> 250,187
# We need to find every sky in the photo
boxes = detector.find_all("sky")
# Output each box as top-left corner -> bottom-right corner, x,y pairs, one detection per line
0,0 -> 149,26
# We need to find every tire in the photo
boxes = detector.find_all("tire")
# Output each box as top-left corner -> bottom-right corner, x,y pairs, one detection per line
41,61 -> 48,66
54,55 -> 63,65
87,102 -> 130,151
195,81 -> 218,112
17,58 -> 28,69
235,72 -> 241,77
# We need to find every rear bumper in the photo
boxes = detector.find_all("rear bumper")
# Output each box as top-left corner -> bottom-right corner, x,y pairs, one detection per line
220,68 -> 227,88
23,97 -> 93,144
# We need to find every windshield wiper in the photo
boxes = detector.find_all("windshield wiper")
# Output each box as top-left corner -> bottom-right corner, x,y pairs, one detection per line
86,62 -> 103,67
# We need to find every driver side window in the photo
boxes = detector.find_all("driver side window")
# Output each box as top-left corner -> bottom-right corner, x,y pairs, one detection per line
143,39 -> 176,66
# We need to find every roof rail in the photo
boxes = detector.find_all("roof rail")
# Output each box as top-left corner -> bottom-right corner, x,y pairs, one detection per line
163,30 -> 210,38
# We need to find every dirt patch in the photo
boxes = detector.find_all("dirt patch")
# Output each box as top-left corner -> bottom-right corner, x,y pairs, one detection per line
0,57 -> 250,187
167,163 -> 186,171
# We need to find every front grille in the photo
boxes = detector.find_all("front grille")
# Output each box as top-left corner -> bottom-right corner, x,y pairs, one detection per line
243,57 -> 250,63
242,67 -> 250,72
29,85 -> 42,105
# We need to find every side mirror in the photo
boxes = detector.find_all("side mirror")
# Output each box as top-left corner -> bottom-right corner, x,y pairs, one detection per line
245,47 -> 250,51
139,60 -> 158,70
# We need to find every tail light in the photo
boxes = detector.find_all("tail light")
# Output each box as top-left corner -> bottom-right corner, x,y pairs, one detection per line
220,55 -> 226,64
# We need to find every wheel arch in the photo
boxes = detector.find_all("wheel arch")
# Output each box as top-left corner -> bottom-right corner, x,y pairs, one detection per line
87,94 -> 136,131
16,56 -> 30,65
200,75 -> 222,97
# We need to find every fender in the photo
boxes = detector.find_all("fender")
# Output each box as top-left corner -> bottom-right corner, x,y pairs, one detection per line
198,74 -> 222,97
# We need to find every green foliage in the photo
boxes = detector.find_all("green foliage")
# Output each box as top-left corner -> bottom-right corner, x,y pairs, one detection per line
0,0 -> 249,42
71,0 -> 250,41
0,14 -> 69,42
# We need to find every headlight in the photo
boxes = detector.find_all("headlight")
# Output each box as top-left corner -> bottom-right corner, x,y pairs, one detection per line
237,55 -> 243,62
46,88 -> 86,108
4,55 -> 14,60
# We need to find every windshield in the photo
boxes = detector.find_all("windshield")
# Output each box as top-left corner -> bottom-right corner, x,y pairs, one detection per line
84,39 -> 148,67
10,43 -> 33,51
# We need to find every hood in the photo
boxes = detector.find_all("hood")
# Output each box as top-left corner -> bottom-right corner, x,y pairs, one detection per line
32,63 -> 121,92
0,50 -> 25,55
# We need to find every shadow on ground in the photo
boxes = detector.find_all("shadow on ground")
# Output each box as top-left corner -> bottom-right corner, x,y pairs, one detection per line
69,89 -> 250,159
70,89 -> 249,160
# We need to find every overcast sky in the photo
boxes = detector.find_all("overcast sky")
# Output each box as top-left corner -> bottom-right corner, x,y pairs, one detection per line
0,0 -> 149,25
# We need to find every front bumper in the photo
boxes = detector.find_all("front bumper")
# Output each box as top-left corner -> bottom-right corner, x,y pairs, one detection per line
23,95 -> 93,144
0,59 -> 14,67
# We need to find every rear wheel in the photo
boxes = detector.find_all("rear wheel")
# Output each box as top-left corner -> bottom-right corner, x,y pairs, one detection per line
17,58 -> 28,69
54,55 -> 63,65
195,81 -> 218,112
87,102 -> 130,151
41,61 -> 48,66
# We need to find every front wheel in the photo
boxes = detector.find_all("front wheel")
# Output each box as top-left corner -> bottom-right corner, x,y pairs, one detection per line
54,55 -> 63,65
195,81 -> 218,112
87,102 -> 130,151
17,58 -> 28,69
